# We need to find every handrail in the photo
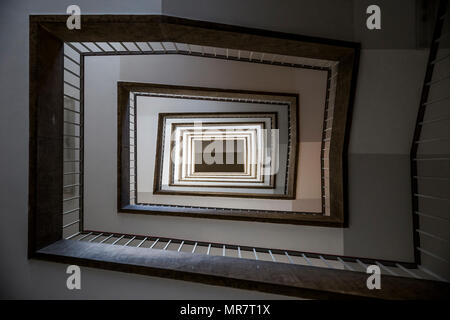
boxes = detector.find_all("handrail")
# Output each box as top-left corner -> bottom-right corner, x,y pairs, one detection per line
410,0 -> 449,278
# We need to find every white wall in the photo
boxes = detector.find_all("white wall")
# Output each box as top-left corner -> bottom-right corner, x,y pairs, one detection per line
344,49 -> 428,261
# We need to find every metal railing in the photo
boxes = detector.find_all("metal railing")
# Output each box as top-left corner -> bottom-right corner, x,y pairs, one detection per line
62,43 -> 84,239
410,0 -> 450,282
